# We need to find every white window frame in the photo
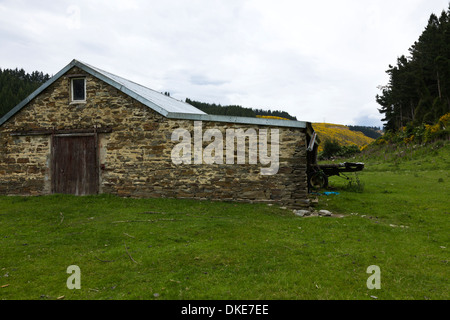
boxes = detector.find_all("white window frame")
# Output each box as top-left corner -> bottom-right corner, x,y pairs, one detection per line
71,77 -> 86,103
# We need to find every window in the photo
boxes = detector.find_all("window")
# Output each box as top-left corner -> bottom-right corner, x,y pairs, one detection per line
71,78 -> 86,102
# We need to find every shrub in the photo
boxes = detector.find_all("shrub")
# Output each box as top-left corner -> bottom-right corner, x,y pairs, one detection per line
339,145 -> 361,157
319,139 -> 361,159
344,174 -> 365,193
423,113 -> 450,142
373,112 -> 450,147
321,139 -> 341,159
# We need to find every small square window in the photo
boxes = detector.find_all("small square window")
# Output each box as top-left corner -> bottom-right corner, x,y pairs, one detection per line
71,78 -> 86,101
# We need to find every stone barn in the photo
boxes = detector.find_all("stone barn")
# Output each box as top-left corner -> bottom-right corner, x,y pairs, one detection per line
0,59 -> 318,208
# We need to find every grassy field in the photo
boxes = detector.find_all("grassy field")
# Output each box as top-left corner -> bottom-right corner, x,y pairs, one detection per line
0,142 -> 448,300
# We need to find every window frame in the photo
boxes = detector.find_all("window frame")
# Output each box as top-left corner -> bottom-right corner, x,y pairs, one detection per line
70,77 -> 86,103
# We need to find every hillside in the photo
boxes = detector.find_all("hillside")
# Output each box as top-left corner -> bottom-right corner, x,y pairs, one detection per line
255,117 -> 376,151
312,123 -> 375,152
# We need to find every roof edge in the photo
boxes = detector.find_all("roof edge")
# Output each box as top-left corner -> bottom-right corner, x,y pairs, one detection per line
71,60 -> 173,117
166,112 -> 308,128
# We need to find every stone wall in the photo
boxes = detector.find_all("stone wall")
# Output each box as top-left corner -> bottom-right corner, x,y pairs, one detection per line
0,66 -> 309,208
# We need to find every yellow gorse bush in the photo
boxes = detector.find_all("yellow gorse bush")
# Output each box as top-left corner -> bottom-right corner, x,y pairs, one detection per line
256,115 -> 290,120
255,117 -> 375,151
312,123 -> 374,152
439,112 -> 450,127
423,112 -> 450,142
379,112 -> 450,145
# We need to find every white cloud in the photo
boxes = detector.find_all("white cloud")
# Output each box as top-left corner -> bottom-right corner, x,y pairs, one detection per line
1,0 -> 449,127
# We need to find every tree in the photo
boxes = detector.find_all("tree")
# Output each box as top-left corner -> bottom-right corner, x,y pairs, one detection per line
185,98 -> 297,120
0,68 -> 50,118
377,6 -> 450,132
321,139 -> 342,159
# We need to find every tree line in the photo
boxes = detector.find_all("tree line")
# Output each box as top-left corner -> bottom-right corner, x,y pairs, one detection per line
185,98 -> 298,120
347,125 -> 382,139
377,5 -> 450,132
0,68 -> 50,118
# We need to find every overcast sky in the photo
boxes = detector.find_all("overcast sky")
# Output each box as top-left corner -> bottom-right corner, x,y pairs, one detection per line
1,0 -> 449,127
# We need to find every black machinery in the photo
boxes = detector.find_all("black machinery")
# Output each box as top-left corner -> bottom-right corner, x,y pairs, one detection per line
308,162 -> 365,190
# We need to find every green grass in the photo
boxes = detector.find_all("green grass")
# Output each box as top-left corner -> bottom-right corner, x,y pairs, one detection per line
0,142 -> 449,300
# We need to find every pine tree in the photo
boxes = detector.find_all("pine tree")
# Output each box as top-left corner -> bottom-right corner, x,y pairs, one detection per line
0,68 -> 50,118
377,6 -> 450,132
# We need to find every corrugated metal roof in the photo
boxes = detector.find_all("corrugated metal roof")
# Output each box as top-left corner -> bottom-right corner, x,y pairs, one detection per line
76,60 -> 206,116
0,59 -> 307,129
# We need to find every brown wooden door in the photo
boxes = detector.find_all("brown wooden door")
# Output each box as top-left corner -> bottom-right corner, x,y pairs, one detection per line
52,134 -> 99,195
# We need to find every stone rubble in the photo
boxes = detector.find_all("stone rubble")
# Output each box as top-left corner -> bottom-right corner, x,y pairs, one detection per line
293,208 -> 335,217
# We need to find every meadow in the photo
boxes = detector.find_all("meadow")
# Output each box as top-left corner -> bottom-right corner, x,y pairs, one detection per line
0,141 -> 448,300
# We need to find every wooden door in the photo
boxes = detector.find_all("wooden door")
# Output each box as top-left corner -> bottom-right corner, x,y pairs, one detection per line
52,134 -> 99,195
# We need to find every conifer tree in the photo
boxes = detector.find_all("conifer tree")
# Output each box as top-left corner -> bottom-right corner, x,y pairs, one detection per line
0,68 -> 50,118
377,6 -> 450,132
